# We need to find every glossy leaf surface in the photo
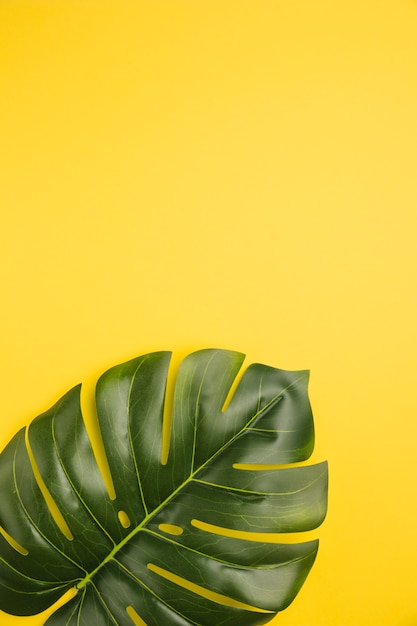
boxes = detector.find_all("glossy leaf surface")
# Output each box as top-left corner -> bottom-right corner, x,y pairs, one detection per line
0,349 -> 328,625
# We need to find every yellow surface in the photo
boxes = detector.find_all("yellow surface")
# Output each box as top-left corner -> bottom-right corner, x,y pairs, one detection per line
1,1 -> 417,624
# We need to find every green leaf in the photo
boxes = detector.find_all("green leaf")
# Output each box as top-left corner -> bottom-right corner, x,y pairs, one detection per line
0,349 -> 328,625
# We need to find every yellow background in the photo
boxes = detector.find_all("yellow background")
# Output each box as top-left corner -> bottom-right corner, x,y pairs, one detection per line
1,1 -> 417,624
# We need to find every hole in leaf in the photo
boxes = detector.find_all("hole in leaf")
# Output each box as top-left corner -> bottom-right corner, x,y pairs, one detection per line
233,462 -> 307,470
158,523 -> 184,536
147,563 -> 271,613
192,518 -> 251,540
80,379 -> 116,500
51,587 -> 79,612
118,510 -> 131,529
221,359 -> 245,413
126,606 -> 148,625
0,526 -> 29,555
25,429 -> 74,541
191,519 -> 316,544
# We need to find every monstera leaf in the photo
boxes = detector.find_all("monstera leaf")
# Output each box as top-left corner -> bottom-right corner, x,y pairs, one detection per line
0,349 -> 328,625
